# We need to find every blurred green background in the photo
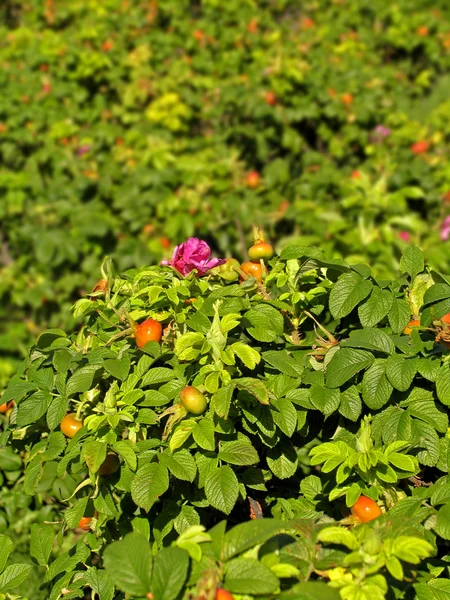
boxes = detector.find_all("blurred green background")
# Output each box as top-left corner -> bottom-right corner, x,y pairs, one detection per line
1,0 -> 450,382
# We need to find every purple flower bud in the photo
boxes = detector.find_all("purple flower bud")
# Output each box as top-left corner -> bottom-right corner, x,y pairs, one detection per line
399,231 -> 410,242
161,237 -> 226,276
77,144 -> 91,157
441,216 -> 450,241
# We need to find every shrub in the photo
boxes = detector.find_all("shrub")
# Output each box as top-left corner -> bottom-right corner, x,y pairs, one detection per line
2,239 -> 450,598
2,0 -> 450,382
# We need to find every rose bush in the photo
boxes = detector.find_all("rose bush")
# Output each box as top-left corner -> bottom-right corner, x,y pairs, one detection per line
1,240 -> 450,598
2,0 -> 450,384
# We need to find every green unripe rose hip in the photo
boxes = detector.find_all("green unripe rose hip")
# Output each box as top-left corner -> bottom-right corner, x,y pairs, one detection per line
219,258 -> 240,281
180,386 -> 207,415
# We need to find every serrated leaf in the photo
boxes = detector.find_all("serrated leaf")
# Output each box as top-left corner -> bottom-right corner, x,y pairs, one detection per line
423,283 -> 450,306
0,564 -> 33,593
232,342 -> 261,370
400,245 -> 424,280
358,288 -> 393,327
326,348 -> 374,388
192,417 -> 215,451
141,368 -> 176,387
30,524 -> 54,566
221,519 -> 285,561
204,466 -> 239,514
271,397 -> 298,436
82,568 -> 115,600
0,535 -> 13,572
339,386 -> 362,421
169,419 -> 197,452
267,440 -> 298,479
436,367 -> 450,407
16,391 -> 52,426
386,355 -> 417,391
224,558 -> 279,595
388,298 -> 411,333
219,440 -> 259,466
131,463 -> 169,511
342,328 -> 395,355
309,384 -> 340,416
235,378 -> 269,404
362,360 -> 393,409
317,526 -> 359,549
329,272 -> 373,319
152,547 -> 189,600
103,532 -> 152,596
65,496 -> 89,529
159,450 -> 197,482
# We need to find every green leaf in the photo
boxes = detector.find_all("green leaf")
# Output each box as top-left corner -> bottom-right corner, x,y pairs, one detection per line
221,519 -> 285,561
317,526 -> 359,550
279,582 -> 341,600
131,463 -> 169,511
342,328 -> 395,355
103,532 -> 152,596
65,496 -> 89,529
0,564 -> 33,593
211,385 -> 234,419
151,547 -> 189,600
169,419 -> 197,452
244,305 -> 284,342
232,342 -> 261,370
113,440 -> 137,471
309,384 -> 340,416
339,386 -> 362,421
271,397 -> 298,436
267,440 -> 298,479
141,368 -> 176,386
47,395 -> 68,430
262,350 -> 303,378
30,524 -> 54,566
0,535 -> 13,572
435,504 -> 450,540
400,245 -> 424,280
391,535 -> 433,562
224,558 -> 279,595
175,332 -> 204,361
423,283 -> 450,305
235,378 -> 269,405
159,450 -> 197,482
362,360 -> 393,410
16,391 -> 52,426
24,457 -> 44,495
436,367 -> 450,407
300,475 -> 322,501
219,440 -> 259,466
66,366 -> 99,397
82,568 -> 115,600
388,299 -> 411,334
104,356 -> 131,381
386,355 -> 417,391
329,272 -> 373,319
192,417 -> 215,451
204,466 -> 239,514
83,440 -> 107,473
326,348 -> 374,388
358,288 -> 393,327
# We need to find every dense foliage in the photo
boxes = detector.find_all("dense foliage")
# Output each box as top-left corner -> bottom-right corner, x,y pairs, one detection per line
2,240 -> 450,598
3,0 -> 450,380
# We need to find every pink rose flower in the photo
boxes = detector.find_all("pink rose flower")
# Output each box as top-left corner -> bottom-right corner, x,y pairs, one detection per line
161,237 -> 226,276
399,231 -> 410,242
441,216 -> 450,241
